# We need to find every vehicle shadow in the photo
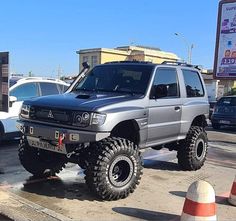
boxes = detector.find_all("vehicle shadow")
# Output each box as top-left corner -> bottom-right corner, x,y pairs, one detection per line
207,126 -> 236,134
112,207 -> 179,221
143,159 -> 181,171
169,191 -> 230,206
0,139 -> 20,148
21,175 -> 101,202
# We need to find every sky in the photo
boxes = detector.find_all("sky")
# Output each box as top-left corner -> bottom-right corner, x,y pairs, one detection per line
0,0 -> 219,77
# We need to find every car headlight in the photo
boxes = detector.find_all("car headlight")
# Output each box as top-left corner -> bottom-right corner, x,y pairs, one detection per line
72,112 -> 91,127
72,112 -> 106,127
91,113 -> 106,126
20,104 -> 31,118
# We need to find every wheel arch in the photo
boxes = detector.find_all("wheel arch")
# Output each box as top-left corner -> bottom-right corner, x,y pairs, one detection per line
191,115 -> 208,128
110,120 -> 140,145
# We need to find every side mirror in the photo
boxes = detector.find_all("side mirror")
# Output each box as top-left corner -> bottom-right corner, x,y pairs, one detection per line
9,96 -> 17,107
10,96 -> 17,103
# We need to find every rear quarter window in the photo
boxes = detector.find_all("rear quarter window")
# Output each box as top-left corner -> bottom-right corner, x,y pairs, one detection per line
182,69 -> 204,97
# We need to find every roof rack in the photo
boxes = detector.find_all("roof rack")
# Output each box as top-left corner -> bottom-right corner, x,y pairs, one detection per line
161,61 -> 201,70
105,60 -> 152,64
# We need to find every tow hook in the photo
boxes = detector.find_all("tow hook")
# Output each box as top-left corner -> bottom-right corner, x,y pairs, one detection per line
66,151 -> 76,158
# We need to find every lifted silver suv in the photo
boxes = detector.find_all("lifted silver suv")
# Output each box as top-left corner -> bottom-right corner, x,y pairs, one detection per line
18,61 -> 209,200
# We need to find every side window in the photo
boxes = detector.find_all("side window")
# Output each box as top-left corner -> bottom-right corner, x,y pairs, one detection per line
40,82 -> 59,96
151,68 -> 179,99
10,83 -> 38,101
182,69 -> 204,97
58,84 -> 68,93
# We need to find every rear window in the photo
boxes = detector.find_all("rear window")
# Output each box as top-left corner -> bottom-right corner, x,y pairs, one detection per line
217,97 -> 236,106
182,69 -> 204,97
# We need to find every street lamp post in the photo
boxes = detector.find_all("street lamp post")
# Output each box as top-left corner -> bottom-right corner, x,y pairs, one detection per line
175,33 -> 193,64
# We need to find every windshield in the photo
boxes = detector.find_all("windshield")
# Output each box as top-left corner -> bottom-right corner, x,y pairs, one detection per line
74,64 -> 154,95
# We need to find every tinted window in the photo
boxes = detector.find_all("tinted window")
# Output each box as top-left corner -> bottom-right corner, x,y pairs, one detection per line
182,69 -> 204,97
152,68 -> 179,98
75,65 -> 153,95
10,83 -> 38,101
40,82 -> 59,96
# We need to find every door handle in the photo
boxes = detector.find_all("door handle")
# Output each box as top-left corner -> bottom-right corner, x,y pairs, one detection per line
174,106 -> 181,111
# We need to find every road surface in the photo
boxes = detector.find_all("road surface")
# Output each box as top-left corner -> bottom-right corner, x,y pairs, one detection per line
0,126 -> 235,221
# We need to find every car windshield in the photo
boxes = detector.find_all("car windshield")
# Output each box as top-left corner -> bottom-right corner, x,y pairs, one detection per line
74,64 -> 154,95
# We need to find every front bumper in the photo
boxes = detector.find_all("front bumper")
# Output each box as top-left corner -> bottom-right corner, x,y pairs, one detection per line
17,120 -> 110,144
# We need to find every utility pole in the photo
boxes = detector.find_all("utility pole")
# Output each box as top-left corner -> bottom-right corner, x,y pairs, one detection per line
175,33 -> 194,64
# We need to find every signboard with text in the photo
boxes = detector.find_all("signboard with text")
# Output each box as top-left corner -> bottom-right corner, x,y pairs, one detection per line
0,52 -> 9,112
214,0 -> 236,79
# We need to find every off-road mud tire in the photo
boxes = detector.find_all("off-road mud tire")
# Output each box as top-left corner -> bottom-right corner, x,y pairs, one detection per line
19,139 -> 66,177
177,126 -> 208,171
85,137 -> 143,200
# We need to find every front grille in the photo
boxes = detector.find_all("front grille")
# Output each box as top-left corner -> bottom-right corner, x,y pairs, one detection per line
30,106 -> 71,125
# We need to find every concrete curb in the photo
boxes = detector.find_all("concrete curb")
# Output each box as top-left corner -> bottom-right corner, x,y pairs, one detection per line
0,189 -> 72,221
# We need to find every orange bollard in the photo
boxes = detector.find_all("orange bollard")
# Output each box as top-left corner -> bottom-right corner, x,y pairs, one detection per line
228,175 -> 236,206
181,180 -> 216,221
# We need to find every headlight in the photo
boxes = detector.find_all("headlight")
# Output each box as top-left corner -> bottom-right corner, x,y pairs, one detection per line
72,112 -> 106,127
91,113 -> 106,126
20,104 -> 31,118
72,112 -> 91,127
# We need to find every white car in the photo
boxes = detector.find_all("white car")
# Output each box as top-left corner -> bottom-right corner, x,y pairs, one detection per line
0,77 -> 69,141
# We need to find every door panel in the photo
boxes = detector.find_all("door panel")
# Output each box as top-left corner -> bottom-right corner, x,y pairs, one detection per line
148,99 -> 182,144
147,67 -> 182,145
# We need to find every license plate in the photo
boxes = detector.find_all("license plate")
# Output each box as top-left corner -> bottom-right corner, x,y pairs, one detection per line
219,120 -> 230,124
27,136 -> 67,154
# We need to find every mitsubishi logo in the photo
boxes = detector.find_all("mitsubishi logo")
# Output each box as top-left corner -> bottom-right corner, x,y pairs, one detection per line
48,110 -> 54,118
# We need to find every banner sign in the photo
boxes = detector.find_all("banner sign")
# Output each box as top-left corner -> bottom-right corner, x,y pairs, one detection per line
214,0 -> 236,79
0,52 -> 9,112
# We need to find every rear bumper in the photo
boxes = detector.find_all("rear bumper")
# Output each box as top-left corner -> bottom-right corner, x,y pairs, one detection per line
211,115 -> 236,126
17,120 -> 110,144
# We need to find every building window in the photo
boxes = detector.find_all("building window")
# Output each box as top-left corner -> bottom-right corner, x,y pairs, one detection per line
82,56 -> 89,63
91,55 -> 98,68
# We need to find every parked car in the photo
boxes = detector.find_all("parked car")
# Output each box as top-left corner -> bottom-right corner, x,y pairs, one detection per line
0,77 -> 69,141
9,76 -> 24,87
211,95 -> 236,129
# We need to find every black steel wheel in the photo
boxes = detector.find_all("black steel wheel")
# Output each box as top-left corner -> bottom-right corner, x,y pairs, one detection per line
177,126 -> 208,171
85,137 -> 143,200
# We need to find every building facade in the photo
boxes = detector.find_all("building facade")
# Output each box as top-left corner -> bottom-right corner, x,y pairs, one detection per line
77,45 -> 180,71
